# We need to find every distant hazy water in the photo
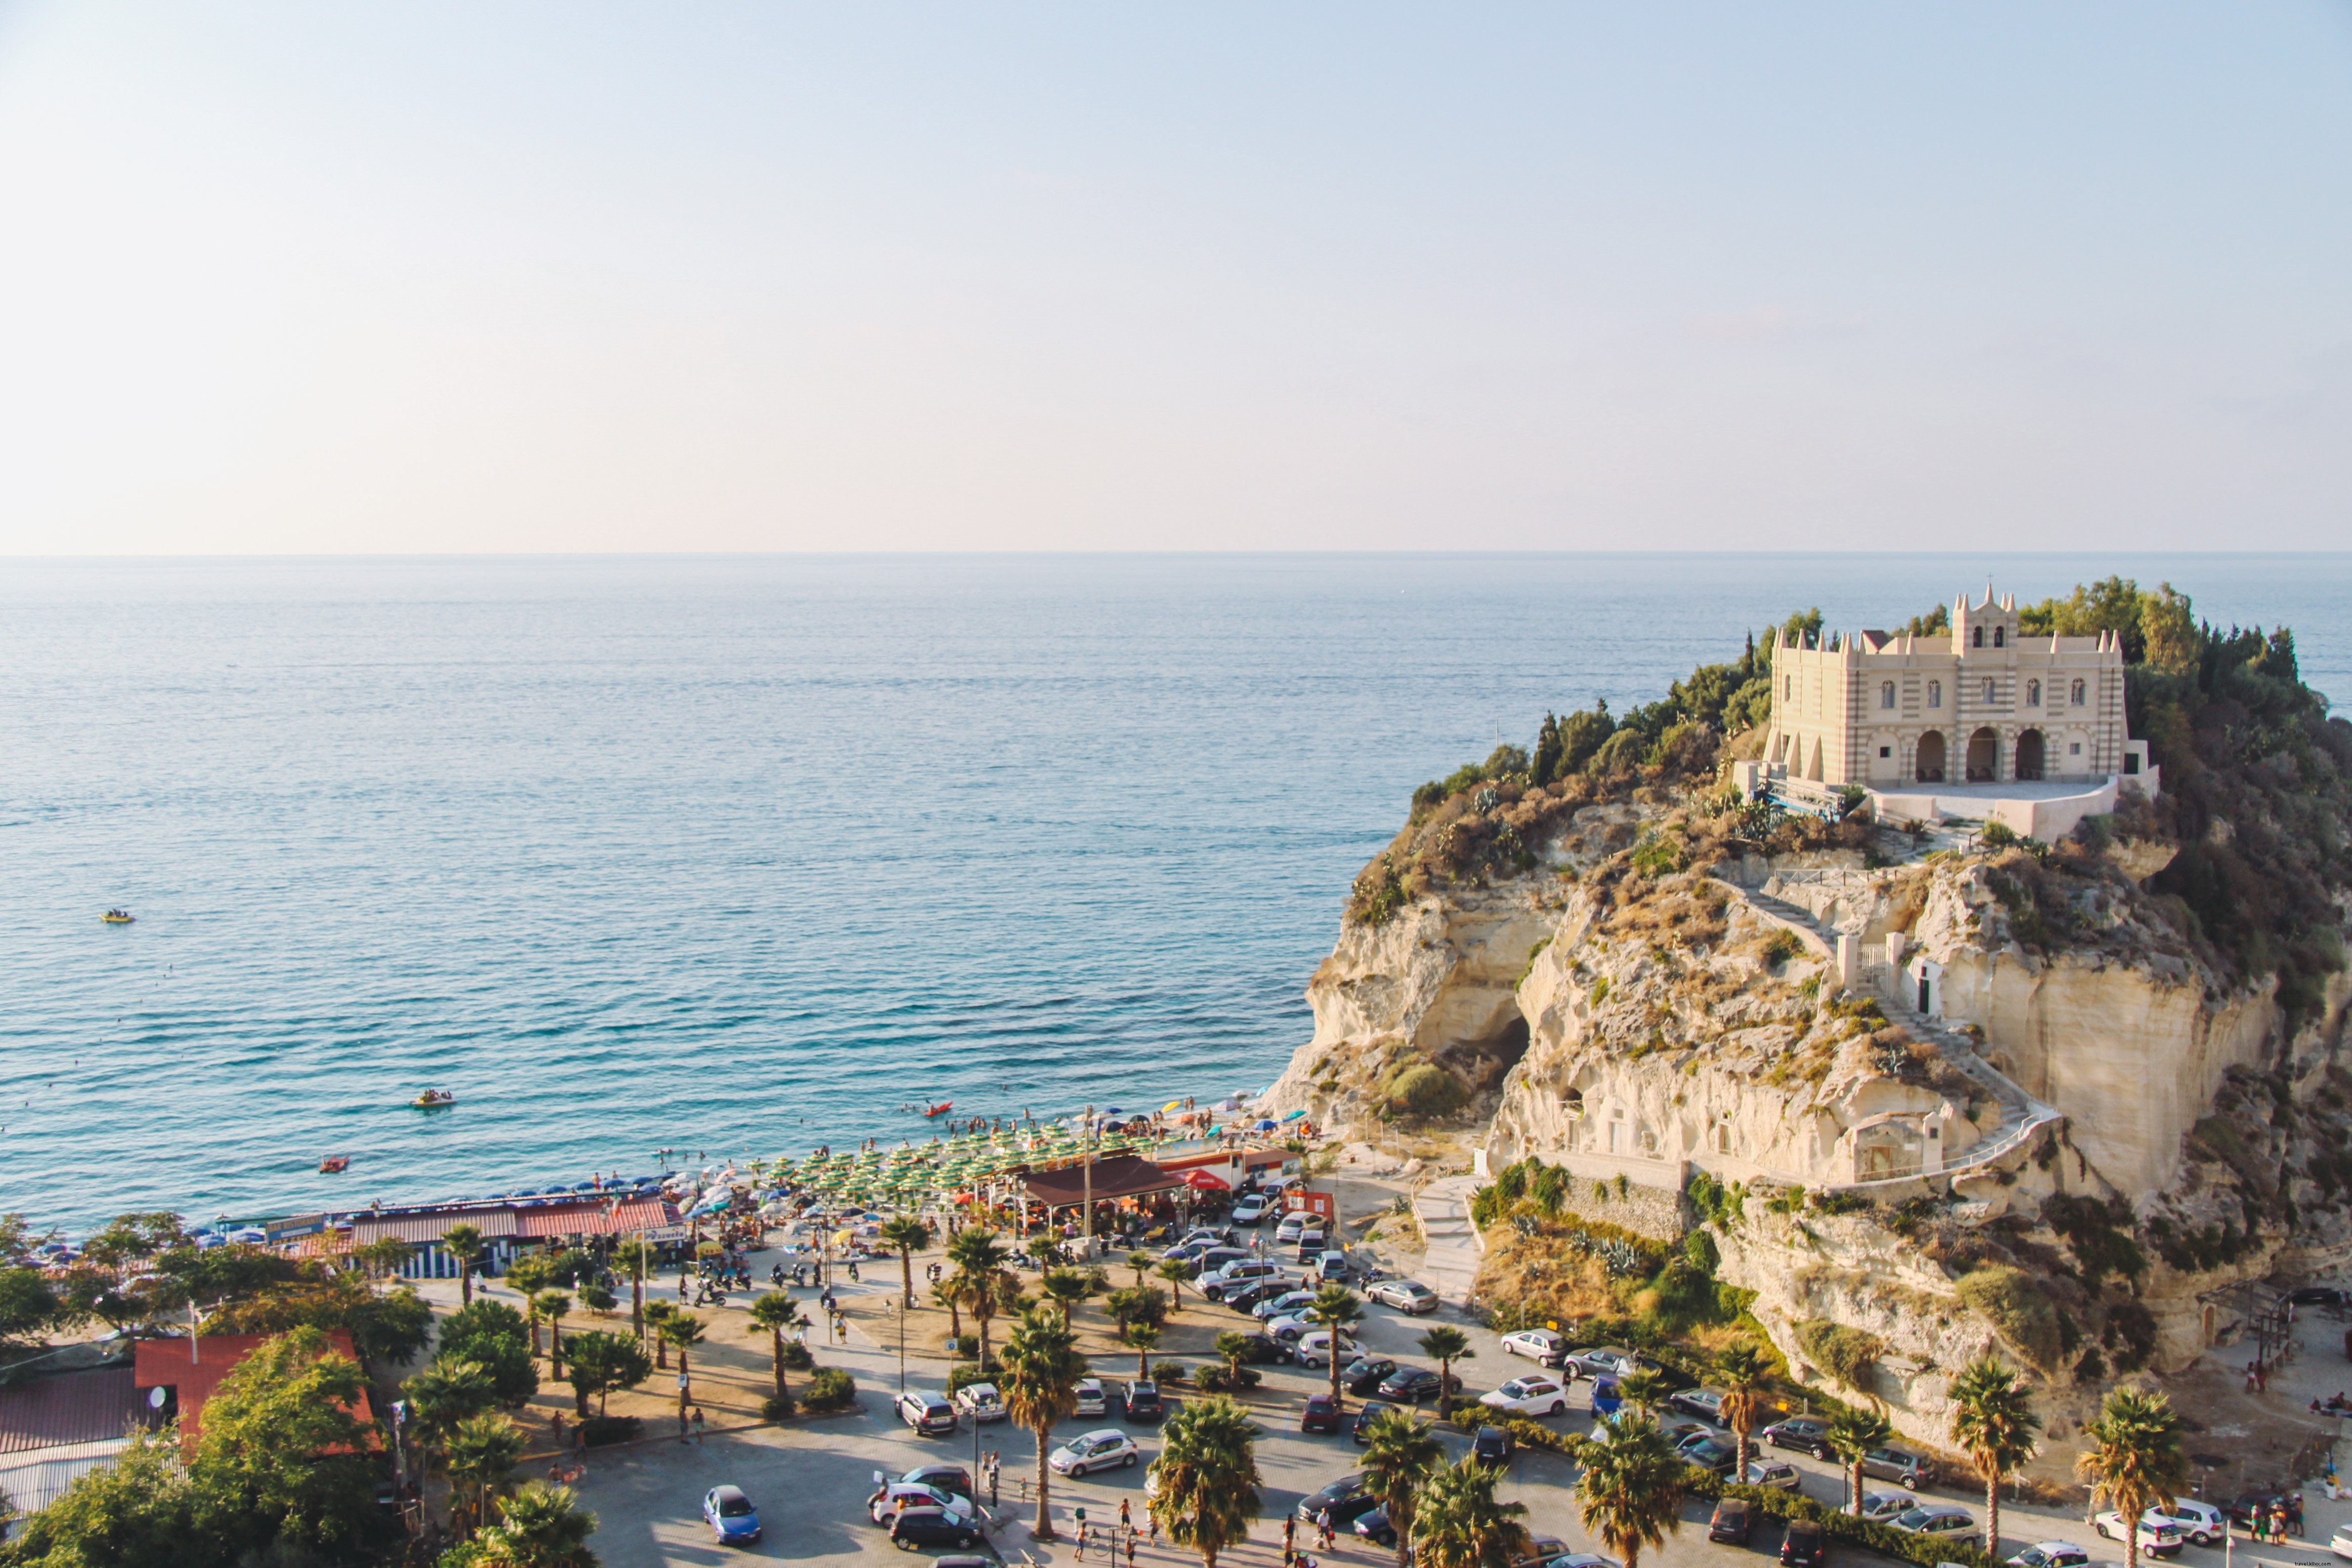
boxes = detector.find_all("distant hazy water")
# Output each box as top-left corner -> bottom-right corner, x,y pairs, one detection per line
2,553 -> 2343,1232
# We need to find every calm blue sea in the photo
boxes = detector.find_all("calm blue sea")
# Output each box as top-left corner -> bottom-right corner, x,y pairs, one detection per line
2,553 -> 2344,1233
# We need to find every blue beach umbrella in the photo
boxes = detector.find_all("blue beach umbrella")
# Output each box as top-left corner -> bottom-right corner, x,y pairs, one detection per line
1253,1119 -> 1277,1133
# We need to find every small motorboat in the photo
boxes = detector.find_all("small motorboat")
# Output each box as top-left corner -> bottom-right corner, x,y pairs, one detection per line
410,1090 -> 457,1108
923,1101 -> 953,1118
319,1155 -> 352,1174
101,909 -> 136,925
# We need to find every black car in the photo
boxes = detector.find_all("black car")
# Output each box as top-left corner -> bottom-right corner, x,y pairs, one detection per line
890,1507 -> 985,1550
1350,1401 -> 1397,1446
1227,1282 -> 1287,1314
1343,1356 -> 1400,1395
1780,1518 -> 1827,1566
1709,1498 -> 1754,1544
1352,1505 -> 1397,1549
1229,1333 -> 1293,1366
1761,1416 -> 1834,1460
1471,1425 -> 1512,1467
1680,1437 -> 1739,1474
2224,1489 -> 2296,1528
1122,1381 -> 1164,1422
1306,1493 -> 1384,1533
1376,1368 -> 1461,1405
1298,1476 -> 1368,1523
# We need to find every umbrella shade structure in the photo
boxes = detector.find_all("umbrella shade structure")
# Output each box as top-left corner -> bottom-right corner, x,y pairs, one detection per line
1253,1119 -> 1278,1132
1181,1169 -> 1231,1192
1282,1109 -> 1308,1122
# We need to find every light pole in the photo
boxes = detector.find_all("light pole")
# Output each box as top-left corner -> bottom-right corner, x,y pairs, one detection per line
886,1298 -> 906,1392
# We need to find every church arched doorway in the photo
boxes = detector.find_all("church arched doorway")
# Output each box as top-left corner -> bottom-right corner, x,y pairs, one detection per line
1914,731 -> 1946,782
2015,729 -> 2045,781
1966,728 -> 1999,781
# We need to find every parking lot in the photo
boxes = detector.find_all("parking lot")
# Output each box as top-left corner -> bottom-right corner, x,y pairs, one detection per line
566,1239 -> 2352,1568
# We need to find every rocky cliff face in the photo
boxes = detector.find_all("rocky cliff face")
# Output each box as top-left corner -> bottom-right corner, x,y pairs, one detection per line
1268,786 -> 2352,1447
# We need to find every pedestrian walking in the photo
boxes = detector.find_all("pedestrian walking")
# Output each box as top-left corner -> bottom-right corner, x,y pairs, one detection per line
1126,1531 -> 1138,1568
1120,1500 -> 1131,1534
692,1407 -> 706,1444
1319,1514 -> 1335,1552
1075,1522 -> 1087,1561
678,1411 -> 689,1445
2291,1492 -> 2306,1537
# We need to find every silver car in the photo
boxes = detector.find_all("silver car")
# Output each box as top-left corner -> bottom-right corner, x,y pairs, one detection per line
1366,1279 -> 1439,1314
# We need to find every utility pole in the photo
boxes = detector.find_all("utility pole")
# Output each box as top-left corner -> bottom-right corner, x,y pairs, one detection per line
1081,1107 -> 1096,1256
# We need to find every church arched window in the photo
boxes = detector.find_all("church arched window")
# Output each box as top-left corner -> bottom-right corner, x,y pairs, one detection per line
1982,678 -> 1996,704
2027,679 -> 2040,706
1994,627 -> 2005,648
1927,680 -> 1942,709
1880,681 -> 1895,709
1973,626 -> 1984,648
2071,678 -> 2086,706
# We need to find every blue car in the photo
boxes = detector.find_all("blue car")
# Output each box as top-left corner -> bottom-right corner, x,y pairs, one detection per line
703,1485 -> 761,1546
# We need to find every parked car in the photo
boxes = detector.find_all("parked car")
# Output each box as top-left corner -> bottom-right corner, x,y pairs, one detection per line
1297,1475 -> 1369,1523
1254,1290 -> 1319,1322
2151,1502 -> 2225,1546
2223,1490 -> 2296,1530
1570,1346 -> 1660,1380
1855,1492 -> 1916,1525
1122,1381 -> 1164,1422
1677,1435 -> 1739,1474
870,1482 -> 960,1524
1227,1333 -> 1294,1365
1377,1367 -> 1461,1404
702,1486 -> 762,1546
2331,1525 -> 2352,1563
1343,1356 -> 1400,1395
1295,1233 -> 1328,1261
894,1391 -> 957,1435
1668,1387 -> 1727,1422
1761,1416 -> 1835,1460
1314,1253 -> 1355,1284
1301,1394 -> 1342,1433
1275,1213 -> 1316,1244
1351,1505 -> 1397,1549
1179,1226 -> 1234,1248
1542,1556 -> 1620,1568
1230,1194 -> 1269,1225
1309,1493 -> 1384,1533
1479,1376 -> 1571,1417
1073,1378 -> 1106,1417
1780,1519 -> 1828,1568
1512,1535 -> 1572,1567
1294,1330 -> 1356,1369
954,1383 -> 1007,1423
1709,1498 -> 1754,1545
895,1465 -> 974,1506
1366,1278 -> 1440,1314
1204,1262 -> 1288,1301
2007,1544 -> 2092,1568
1742,1459 -> 1804,1491
1889,1505 -> 1977,1542
2093,1513 -> 2182,1556
1472,1425 -> 1513,1467
1048,1429 -> 1140,1477
1351,1400 -> 1397,1445
1860,1445 -> 1936,1488
890,1507 -> 984,1551
1224,1280 -> 1289,1313
1500,1329 -> 1568,1367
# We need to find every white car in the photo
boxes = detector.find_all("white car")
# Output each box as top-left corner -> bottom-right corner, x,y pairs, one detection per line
1275,1213 -> 1314,1244
2330,1525 -> 2352,1563
1073,1378 -> 1106,1417
1479,1375 -> 1570,1416
954,1383 -> 1007,1422
2150,1503 -> 2224,1547
1499,1329 -> 1567,1367
1049,1429 -> 1140,1477
2093,1513 -> 2181,1555
1365,1279 -> 1439,1314
1230,1195 -> 1269,1225
2007,1544 -> 2092,1568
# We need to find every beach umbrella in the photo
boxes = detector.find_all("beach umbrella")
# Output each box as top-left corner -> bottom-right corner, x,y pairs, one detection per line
1253,1119 -> 1277,1132
1282,1109 -> 1307,1123
1182,1169 -> 1231,1192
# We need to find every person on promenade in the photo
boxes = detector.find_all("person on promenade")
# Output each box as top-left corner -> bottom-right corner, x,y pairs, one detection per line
1119,1500 -> 1130,1534
677,1412 -> 689,1445
691,1407 -> 706,1444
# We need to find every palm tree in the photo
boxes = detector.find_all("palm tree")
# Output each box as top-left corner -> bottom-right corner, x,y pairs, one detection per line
1713,1342 -> 1770,1482
947,1228 -> 1017,1369
642,1300 -> 676,1368
1417,1325 -> 1474,1420
445,1411 -> 526,1536
1149,1394 -> 1262,1568
1574,1413 -> 1685,1568
660,1312 -> 706,1422
881,1214 -> 934,1308
1950,1355 -> 2041,1557
934,1274 -> 969,1344
401,1356 -> 495,1517
540,1292 -> 571,1377
506,1257 -> 555,1355
1617,1368 -> 1670,1417
356,1236 -> 414,1279
1041,1266 -> 1090,1328
1827,1405 -> 1894,1513
1416,1452 -> 1532,1568
1124,1322 -> 1163,1379
442,1224 -> 487,1307
747,1291 -> 809,1405
1212,1331 -> 1257,1389
1308,1284 -> 1367,1410
998,1307 -> 1088,1542
2076,1388 -> 2187,1568
479,1478 -> 599,1566
1358,1404 -> 1443,1568
1157,1256 -> 1196,1314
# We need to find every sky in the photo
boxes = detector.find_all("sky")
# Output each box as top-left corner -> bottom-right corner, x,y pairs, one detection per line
0,4 -> 2347,555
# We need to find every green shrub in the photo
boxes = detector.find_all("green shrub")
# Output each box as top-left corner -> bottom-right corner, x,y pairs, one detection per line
1761,930 -> 1802,967
1955,1265 -> 2062,1371
1792,1319 -> 1883,1392
1385,1063 -> 1466,1119
760,1391 -> 796,1420
778,1340 -> 814,1372
1631,832 -> 1685,878
1979,820 -> 2018,848
801,1367 -> 856,1412
946,1360 -> 988,1392
578,1414 -> 641,1447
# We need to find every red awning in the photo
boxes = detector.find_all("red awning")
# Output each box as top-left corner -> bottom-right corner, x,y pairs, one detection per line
1182,1169 -> 1231,1192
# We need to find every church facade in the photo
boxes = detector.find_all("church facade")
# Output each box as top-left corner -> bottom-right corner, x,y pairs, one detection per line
1762,587 -> 2148,787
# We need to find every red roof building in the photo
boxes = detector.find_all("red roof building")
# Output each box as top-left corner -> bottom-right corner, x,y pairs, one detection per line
133,1332 -> 376,1455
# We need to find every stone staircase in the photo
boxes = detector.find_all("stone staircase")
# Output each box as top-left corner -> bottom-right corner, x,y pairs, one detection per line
1411,1174 -> 1485,1306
